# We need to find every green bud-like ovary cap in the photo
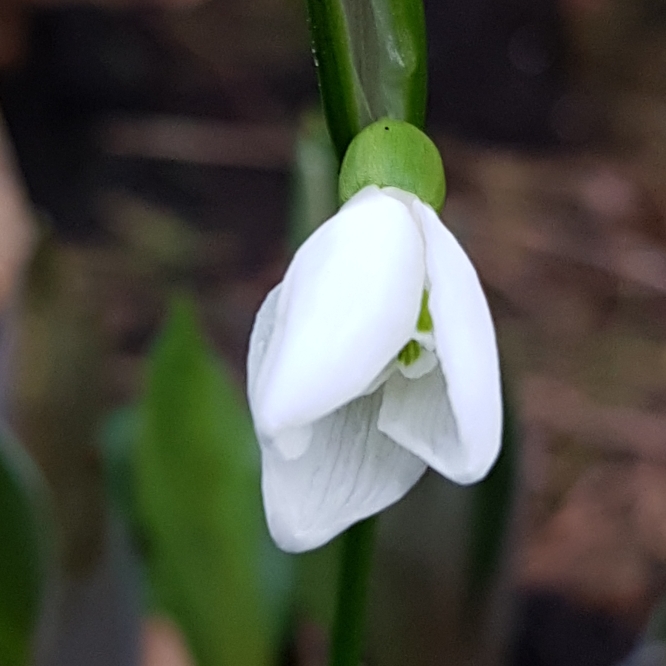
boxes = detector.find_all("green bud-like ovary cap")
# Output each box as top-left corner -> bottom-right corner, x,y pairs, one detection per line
339,119 -> 446,212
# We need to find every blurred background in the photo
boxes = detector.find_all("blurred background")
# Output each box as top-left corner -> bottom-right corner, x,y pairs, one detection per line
2,0 -> 666,665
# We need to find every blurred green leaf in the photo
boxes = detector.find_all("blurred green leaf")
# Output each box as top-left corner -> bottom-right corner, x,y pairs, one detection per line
133,296 -> 291,666
296,539 -> 341,629
463,382 -> 516,622
0,428 -> 49,666
101,406 -> 142,535
16,234 -> 105,575
290,110 -> 339,250
345,0 -> 427,129
102,402 -> 296,649
306,0 -> 363,161
306,0 -> 427,160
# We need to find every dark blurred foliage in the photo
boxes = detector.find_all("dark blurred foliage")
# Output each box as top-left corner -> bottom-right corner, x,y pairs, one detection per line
0,6 -> 301,249
0,1 -> 571,238
513,592 -> 636,666
426,0 -> 567,148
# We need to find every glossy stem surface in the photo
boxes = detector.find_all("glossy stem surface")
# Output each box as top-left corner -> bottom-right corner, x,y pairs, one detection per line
305,0 -> 427,161
329,516 -> 379,666
305,0 -> 362,161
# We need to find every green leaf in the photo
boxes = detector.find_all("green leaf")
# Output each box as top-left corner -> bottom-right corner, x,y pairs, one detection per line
345,0 -> 427,129
101,406 -> 142,535
306,0 -> 363,161
134,296 -> 288,666
647,598 -> 666,642
289,110 -> 339,250
306,0 -> 427,160
462,382 -> 516,622
296,539 -> 341,629
0,428 -> 49,666
15,233 -> 105,575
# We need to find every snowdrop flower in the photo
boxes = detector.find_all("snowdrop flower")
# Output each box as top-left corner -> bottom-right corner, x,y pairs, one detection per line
247,120 -> 502,553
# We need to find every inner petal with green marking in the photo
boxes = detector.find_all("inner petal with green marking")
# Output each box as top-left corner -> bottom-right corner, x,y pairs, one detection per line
397,339 -> 421,366
397,291 -> 434,367
416,290 -> 433,333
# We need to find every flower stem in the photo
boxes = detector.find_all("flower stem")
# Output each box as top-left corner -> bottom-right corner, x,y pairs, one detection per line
329,516 -> 379,666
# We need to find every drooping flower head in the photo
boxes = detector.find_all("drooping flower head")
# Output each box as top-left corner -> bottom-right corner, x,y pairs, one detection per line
248,119 -> 502,553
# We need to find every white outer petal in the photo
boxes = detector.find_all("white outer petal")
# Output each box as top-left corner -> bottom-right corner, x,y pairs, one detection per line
248,286 -> 314,459
247,285 -> 280,414
253,186 -> 425,453
247,285 -> 426,551
411,200 -> 503,483
260,390 -> 427,552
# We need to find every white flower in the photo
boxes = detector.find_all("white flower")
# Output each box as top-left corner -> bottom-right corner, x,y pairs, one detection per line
247,185 -> 502,553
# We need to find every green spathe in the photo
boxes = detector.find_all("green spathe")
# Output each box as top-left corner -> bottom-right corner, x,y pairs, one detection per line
339,119 -> 446,212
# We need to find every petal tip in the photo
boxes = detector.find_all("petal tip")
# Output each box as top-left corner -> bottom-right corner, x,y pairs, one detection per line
262,501 -> 337,553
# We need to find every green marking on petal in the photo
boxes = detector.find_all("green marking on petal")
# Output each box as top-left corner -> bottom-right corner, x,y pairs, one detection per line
416,290 -> 433,333
397,339 -> 421,366
397,291 -> 432,367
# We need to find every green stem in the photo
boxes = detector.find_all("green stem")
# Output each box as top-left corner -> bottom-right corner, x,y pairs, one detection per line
305,0 -> 428,161
462,381 -> 516,627
329,516 -> 379,666
306,0 -> 363,161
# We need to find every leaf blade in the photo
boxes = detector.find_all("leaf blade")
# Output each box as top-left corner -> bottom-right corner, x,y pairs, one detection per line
306,0 -> 428,159
0,428 -> 49,666
134,297 -> 276,666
